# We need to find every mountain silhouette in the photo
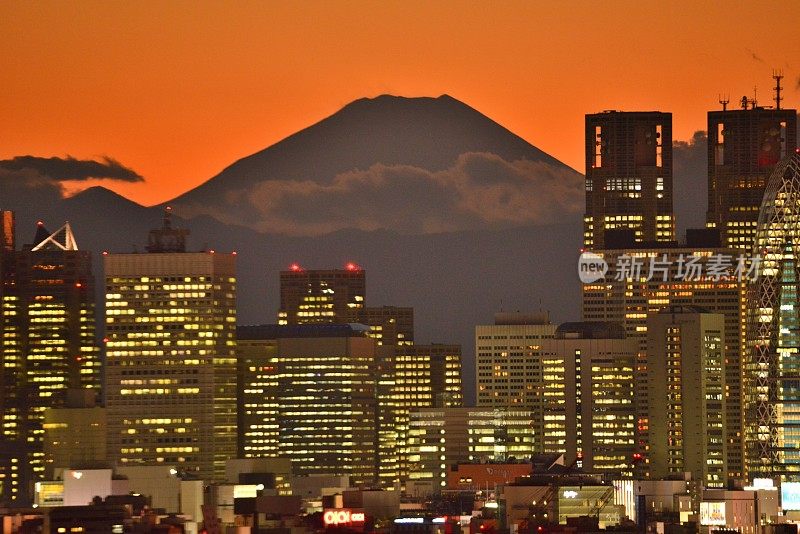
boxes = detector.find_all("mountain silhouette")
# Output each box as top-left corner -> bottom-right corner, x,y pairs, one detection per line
164,94 -> 583,234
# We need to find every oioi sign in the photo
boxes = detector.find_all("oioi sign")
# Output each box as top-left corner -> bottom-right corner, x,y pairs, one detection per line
323,509 -> 366,526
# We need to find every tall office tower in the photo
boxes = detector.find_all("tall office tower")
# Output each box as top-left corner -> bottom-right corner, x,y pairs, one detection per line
0,218 -> 99,506
236,325 -> 280,459
475,312 -> 557,408
105,212 -> 237,482
706,84 -> 797,250
375,345 -> 399,487
392,344 -> 463,480
360,306 -> 414,346
582,242 -> 746,478
42,389 -> 107,479
0,210 -> 19,505
746,149 -> 800,480
275,324 -> 377,486
584,111 -> 674,249
406,407 -> 535,487
551,322 -> 637,476
647,307 -> 726,487
278,264 -> 365,325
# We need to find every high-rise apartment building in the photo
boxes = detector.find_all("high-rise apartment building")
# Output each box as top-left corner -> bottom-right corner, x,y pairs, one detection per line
647,307 -> 726,487
706,92 -> 797,251
105,212 -> 237,482
0,216 -> 99,505
746,149 -> 800,480
584,111 -> 675,249
278,264 -> 365,325
582,244 -> 746,479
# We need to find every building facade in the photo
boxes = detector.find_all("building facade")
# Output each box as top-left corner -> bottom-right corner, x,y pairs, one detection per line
706,102 -> 797,251
746,149 -> 800,480
274,325 -> 377,486
475,312 -> 557,408
105,214 -> 237,482
551,322 -> 637,476
582,245 -> 746,479
0,216 -> 99,505
647,307 -> 727,487
584,111 -> 675,249
236,326 -> 280,459
391,344 -> 463,481
278,265 -> 365,325
406,407 -> 535,487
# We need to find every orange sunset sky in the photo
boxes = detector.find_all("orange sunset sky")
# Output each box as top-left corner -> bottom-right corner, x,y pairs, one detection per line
2,1 -> 799,206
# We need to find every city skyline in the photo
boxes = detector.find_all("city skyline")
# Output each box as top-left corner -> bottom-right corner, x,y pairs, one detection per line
2,2 -> 799,205
6,3 -> 800,529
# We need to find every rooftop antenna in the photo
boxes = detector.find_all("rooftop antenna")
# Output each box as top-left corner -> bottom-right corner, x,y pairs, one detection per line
773,70 -> 784,110
719,94 -> 730,111
753,85 -> 758,108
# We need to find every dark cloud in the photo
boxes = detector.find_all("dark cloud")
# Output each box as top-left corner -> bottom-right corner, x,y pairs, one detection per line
673,131 -> 708,235
181,152 -> 584,236
0,155 -> 142,182
0,168 -> 65,214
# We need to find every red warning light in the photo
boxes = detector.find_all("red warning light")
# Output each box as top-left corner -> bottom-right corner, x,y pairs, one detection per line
103,337 -> 109,344
290,263 -> 303,272
75,282 -> 82,288
102,251 -> 108,256
345,262 -> 360,271
231,251 -> 237,255
37,220 -> 44,226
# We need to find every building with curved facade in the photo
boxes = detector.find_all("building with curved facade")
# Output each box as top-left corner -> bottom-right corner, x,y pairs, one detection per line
746,149 -> 800,479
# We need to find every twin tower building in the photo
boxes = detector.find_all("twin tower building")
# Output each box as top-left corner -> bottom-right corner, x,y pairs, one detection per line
580,85 -> 800,485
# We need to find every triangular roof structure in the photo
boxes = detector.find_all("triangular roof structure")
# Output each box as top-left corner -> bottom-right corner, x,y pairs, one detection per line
30,221 -> 78,251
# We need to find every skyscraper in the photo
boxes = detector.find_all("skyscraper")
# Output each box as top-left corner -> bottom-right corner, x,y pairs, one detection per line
391,344 -> 463,481
746,148 -> 800,480
274,324 -> 377,485
551,322 -> 637,475
105,211 -> 237,482
706,90 -> 797,251
476,315 -> 636,473
582,244 -> 746,478
278,264 -> 365,325
236,325 -> 280,459
0,217 -> 99,505
406,407 -> 535,487
475,312 -> 557,408
647,307 -> 726,487
584,111 -> 675,249
360,305 -> 414,346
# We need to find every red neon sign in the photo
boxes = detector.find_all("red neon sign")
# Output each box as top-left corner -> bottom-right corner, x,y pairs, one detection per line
324,509 -> 365,526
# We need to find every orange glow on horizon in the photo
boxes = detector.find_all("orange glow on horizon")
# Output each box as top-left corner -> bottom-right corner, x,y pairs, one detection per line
1,1 -> 798,206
